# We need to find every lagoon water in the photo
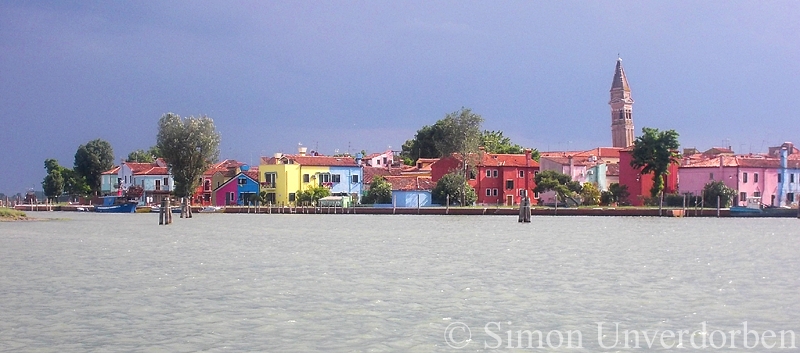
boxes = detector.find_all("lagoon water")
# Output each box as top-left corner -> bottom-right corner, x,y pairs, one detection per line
1,213 -> 799,352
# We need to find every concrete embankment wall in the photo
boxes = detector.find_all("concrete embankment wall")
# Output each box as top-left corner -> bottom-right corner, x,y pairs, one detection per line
15,204 -> 798,217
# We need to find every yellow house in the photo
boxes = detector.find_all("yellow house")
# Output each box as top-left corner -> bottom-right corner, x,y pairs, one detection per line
259,148 -> 361,205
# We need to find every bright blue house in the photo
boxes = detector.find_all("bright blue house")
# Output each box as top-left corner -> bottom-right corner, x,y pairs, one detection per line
329,165 -> 363,202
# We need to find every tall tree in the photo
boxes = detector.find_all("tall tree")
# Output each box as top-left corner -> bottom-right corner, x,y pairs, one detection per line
431,171 -> 477,206
480,130 -> 523,154
533,170 -> 583,205
74,139 -> 114,196
401,123 -> 446,163
156,113 -> 221,199
629,127 -> 681,198
362,175 -> 392,204
400,108 -> 484,165
42,159 -> 64,202
127,149 -> 155,163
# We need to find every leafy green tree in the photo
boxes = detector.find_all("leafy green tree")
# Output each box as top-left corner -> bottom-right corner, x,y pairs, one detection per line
533,170 -> 582,205
362,175 -> 392,204
600,183 -> 630,206
156,113 -> 221,198
147,145 -> 162,159
62,169 -> 91,199
702,181 -> 736,208
432,171 -> 477,206
401,123 -> 446,163
400,108 -> 484,164
580,182 -> 601,206
297,185 -> 331,205
480,130 -> 523,154
42,159 -> 64,202
127,149 -> 155,163
630,127 -> 681,198
74,139 -> 114,196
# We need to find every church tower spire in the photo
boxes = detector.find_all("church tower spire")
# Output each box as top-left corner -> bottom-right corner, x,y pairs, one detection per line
610,58 -> 634,147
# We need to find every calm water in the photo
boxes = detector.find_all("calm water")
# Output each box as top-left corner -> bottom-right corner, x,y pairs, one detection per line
1,213 -> 798,352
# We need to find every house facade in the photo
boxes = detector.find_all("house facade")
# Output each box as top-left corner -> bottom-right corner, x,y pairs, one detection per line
194,159 -> 244,205
384,175 -> 435,207
430,148 -> 539,206
212,168 -> 260,206
618,149 -> 678,206
259,147 -> 363,205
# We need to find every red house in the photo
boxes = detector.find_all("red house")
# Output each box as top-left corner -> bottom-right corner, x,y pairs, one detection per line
618,149 -> 678,206
430,148 -> 540,205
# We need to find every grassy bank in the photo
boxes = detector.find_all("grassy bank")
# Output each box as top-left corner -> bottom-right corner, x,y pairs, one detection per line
0,207 -> 29,221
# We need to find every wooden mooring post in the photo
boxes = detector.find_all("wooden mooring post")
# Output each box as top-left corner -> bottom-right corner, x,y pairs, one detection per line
518,192 -> 531,223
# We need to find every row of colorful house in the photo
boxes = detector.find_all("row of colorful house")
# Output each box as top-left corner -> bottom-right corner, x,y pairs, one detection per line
99,141 -> 800,209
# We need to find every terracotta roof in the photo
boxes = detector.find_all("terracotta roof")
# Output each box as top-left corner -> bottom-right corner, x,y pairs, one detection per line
243,168 -> 259,180
540,156 -> 593,166
703,147 -> 735,155
478,153 -> 539,167
102,166 -> 120,175
136,166 -> 170,176
681,155 -> 781,168
261,154 -> 358,167
383,175 -> 435,191
363,166 -> 401,184
573,147 -> 622,159
605,163 -> 620,176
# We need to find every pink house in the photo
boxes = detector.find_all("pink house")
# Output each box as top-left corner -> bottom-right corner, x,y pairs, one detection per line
678,154 -> 780,207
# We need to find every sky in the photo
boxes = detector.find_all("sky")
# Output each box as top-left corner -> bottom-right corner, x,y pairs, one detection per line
1,1 -> 799,195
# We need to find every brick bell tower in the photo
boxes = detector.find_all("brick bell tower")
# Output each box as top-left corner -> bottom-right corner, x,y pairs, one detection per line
610,58 -> 635,148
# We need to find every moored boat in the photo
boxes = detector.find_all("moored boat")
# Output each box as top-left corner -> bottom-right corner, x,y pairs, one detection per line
95,196 -> 138,213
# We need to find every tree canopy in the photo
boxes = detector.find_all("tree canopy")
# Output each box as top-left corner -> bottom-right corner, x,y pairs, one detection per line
156,113 -> 221,198
127,147 -> 162,163
362,175 -> 392,204
42,159 -> 64,202
431,171 -> 477,206
533,170 -> 582,204
74,139 -> 114,196
296,185 -> 331,205
630,127 -> 681,198
600,182 -> 630,206
703,181 -> 736,207
401,108 -> 484,164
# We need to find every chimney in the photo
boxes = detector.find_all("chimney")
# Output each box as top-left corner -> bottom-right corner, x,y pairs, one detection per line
524,148 -> 531,167
298,146 -> 307,156
274,152 -> 283,159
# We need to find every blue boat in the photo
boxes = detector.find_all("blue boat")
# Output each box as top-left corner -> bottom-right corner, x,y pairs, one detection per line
95,196 -> 138,213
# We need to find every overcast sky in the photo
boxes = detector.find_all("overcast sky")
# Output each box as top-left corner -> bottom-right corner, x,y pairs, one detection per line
1,1 -> 799,194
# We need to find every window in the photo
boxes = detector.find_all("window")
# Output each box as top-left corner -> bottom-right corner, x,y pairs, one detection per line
288,193 -> 296,202
264,173 -> 277,188
469,170 -> 476,180
788,193 -> 795,203
155,179 -> 161,191
492,170 -> 498,178
709,173 -> 714,180
519,170 -> 524,178
753,192 -> 761,198
266,193 -> 276,204
506,180 -> 514,190
486,189 -> 491,196
518,189 -> 525,196
332,174 -> 341,183
164,178 -> 169,186
742,173 -> 748,183
754,173 -> 759,183
238,178 -> 247,186
319,173 -> 331,185
492,188 -> 498,196
792,174 -> 796,183
376,159 -> 381,165
303,174 -> 310,183
534,191 -> 540,199
383,157 -> 388,165
351,175 -> 359,183
204,180 -> 211,191
486,170 -> 492,177
740,192 -> 747,202
778,174 -> 783,183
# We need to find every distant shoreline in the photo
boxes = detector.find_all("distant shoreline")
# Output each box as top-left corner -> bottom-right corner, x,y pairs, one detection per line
12,204 -> 800,218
